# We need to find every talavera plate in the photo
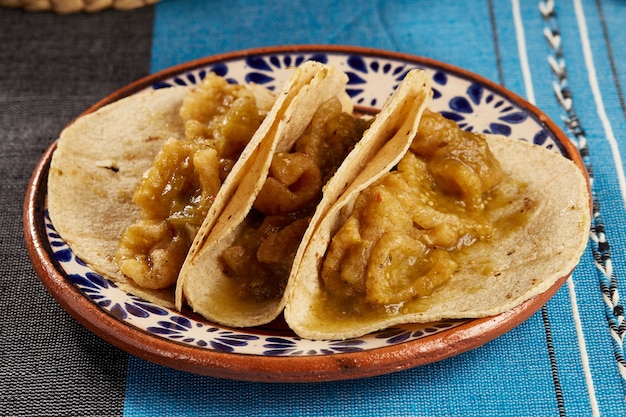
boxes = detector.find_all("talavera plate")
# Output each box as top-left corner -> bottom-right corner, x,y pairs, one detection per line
24,45 -> 584,382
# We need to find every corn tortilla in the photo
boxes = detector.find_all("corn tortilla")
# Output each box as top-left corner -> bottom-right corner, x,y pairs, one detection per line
284,135 -> 590,340
180,69 -> 432,327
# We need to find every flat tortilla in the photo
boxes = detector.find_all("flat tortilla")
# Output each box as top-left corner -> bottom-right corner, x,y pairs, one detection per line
48,86 -> 190,307
284,135 -> 590,340
180,69 -> 432,327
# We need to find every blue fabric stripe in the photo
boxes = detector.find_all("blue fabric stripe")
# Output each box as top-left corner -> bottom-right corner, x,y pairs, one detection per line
490,1 -> 526,97
122,0 -> 626,415
556,2 -> 626,414
151,0 -> 500,81
593,0 -> 626,121
125,319 -> 567,417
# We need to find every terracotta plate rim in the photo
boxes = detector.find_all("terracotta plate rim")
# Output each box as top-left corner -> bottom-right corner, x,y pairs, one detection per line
23,45 -> 584,383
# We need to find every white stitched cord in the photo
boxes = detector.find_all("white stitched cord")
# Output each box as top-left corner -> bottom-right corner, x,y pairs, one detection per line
540,0 -> 626,405
567,277 -> 600,416
572,0 -> 626,393
573,0 -> 626,208
514,0 -> 600,414
539,1 -> 602,413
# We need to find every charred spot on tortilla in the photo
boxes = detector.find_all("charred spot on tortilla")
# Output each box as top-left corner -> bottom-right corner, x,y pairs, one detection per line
95,160 -> 120,172
143,136 -> 161,143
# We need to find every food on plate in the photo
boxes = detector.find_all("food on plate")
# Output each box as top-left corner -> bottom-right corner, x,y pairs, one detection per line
179,69 -> 432,327
174,61 -> 364,310
320,109 -> 503,305
47,60 -> 370,310
284,110 -> 590,340
115,74 -> 275,291
47,73 -> 275,307
47,58 -> 589,341
48,85 -> 188,307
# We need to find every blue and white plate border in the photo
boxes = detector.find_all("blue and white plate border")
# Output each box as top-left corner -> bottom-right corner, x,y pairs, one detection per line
28,46 -> 580,380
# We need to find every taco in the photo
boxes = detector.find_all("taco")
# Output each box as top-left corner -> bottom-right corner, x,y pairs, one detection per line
284,109 -> 590,340
47,72 -> 279,308
173,61 -> 355,309
179,69 -> 432,327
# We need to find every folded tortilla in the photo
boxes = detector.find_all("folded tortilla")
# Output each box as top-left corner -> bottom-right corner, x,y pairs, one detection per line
284,134 -> 591,340
48,79 -> 275,308
175,61 -> 354,309
180,69 -> 432,327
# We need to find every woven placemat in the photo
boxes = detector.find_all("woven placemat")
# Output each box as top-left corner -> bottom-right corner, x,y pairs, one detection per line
0,0 -> 159,13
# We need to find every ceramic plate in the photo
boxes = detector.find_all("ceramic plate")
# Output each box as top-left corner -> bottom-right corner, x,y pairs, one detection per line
24,45 -> 584,382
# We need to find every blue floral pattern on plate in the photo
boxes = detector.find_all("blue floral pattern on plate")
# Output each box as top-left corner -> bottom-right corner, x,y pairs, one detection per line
46,51 -> 564,357
151,52 -> 559,149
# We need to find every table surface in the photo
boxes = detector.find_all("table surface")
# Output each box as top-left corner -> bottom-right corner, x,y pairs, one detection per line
2,1 -> 626,416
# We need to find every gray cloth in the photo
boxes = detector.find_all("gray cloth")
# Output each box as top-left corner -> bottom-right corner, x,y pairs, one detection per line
0,7 -> 154,416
